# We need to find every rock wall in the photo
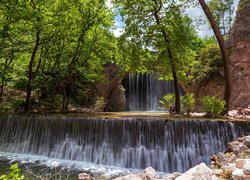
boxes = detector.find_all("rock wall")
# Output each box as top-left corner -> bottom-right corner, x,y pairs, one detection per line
227,0 -> 250,108
96,63 -> 126,111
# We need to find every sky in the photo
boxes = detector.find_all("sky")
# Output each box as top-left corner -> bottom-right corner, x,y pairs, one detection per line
108,0 -> 240,38
185,0 -> 240,37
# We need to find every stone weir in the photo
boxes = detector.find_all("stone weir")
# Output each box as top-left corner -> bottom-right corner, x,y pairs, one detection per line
0,116 -> 249,173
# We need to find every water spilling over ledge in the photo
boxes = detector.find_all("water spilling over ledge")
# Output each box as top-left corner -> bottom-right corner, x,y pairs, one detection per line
0,115 -> 249,173
124,74 -> 184,111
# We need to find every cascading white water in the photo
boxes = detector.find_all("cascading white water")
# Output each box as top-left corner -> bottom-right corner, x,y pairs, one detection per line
125,74 -> 180,111
0,115 -> 249,173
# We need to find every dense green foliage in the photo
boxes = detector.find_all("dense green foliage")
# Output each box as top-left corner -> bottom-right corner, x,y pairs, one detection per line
0,0 -> 233,113
0,163 -> 24,180
181,93 -> 195,115
160,93 -> 195,115
159,93 -> 175,113
160,93 -> 225,116
188,39 -> 224,86
0,0 -> 119,112
201,96 -> 225,117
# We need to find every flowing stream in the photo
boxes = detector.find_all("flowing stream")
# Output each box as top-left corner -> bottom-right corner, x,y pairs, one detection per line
0,115 -> 249,173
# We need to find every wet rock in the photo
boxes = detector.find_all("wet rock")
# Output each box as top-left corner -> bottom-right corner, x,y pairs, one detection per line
236,159 -> 247,169
115,167 -> 156,180
238,137 -> 244,142
216,152 -> 227,166
78,173 -> 91,180
243,174 -> 250,180
244,137 -> 250,148
228,141 -> 244,154
176,163 -> 218,180
114,173 -> 149,180
228,154 -> 237,163
213,169 -> 223,176
243,163 -> 250,175
144,167 -> 156,179
232,168 -> 244,180
223,163 -> 236,172
162,172 -> 182,180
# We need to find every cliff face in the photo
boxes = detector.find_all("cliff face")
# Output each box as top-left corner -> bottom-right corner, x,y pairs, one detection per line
227,0 -> 250,108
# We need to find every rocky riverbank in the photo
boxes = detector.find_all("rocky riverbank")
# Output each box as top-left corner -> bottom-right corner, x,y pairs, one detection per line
79,134 -> 250,180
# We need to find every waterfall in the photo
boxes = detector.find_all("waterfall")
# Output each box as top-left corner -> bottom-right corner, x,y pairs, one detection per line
0,115 -> 249,173
124,74 -> 180,111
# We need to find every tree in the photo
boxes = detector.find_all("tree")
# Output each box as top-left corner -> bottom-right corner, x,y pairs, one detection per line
198,0 -> 231,114
0,0 -> 20,101
114,0 -> 195,114
19,0 -> 60,113
208,0 -> 234,35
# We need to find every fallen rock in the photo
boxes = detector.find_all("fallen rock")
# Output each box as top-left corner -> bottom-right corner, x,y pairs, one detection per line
244,137 -> 250,148
78,173 -> 91,180
238,137 -> 244,142
228,141 -> 244,154
144,167 -> 156,179
232,168 -> 244,180
236,159 -> 247,168
176,163 -> 218,180
162,172 -> 181,180
114,173 -> 149,180
216,152 -> 227,166
228,154 -> 237,163
242,163 -> 250,175
114,167 -> 156,180
243,174 -> 250,180
213,169 -> 223,176
223,163 -> 236,172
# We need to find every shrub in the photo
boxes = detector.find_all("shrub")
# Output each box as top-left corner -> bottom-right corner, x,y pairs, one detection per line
201,96 -> 225,117
93,96 -> 106,112
181,93 -> 195,115
0,163 -> 24,180
159,93 -> 175,113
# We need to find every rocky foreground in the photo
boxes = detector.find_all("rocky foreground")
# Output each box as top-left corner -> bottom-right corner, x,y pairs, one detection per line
78,134 -> 250,180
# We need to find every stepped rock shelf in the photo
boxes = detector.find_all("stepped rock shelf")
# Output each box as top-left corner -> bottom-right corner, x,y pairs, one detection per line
0,114 -> 249,175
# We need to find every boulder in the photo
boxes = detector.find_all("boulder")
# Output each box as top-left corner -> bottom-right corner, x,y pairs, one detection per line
243,174 -> 250,180
236,159 -> 247,169
216,152 -> 227,166
176,163 -> 218,180
232,168 -> 244,180
238,137 -> 244,142
114,173 -> 149,180
242,163 -> 250,175
78,173 -> 91,180
114,167 -> 156,180
213,169 -> 223,176
223,163 -> 236,172
162,172 -> 182,180
144,167 -> 156,179
244,137 -> 250,147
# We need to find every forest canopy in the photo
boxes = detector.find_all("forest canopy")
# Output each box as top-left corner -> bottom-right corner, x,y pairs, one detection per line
0,0 -> 235,113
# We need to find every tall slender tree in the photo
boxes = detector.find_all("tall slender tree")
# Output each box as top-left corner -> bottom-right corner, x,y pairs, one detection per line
198,0 -> 231,114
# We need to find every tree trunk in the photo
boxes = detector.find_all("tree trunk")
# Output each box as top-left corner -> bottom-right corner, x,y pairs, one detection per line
0,52 -> 14,101
0,61 -> 7,100
24,30 -> 40,113
168,54 -> 181,114
152,1 -> 181,114
198,0 -> 231,114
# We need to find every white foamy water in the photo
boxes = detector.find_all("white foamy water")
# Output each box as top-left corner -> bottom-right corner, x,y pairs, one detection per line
0,151 -> 137,178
